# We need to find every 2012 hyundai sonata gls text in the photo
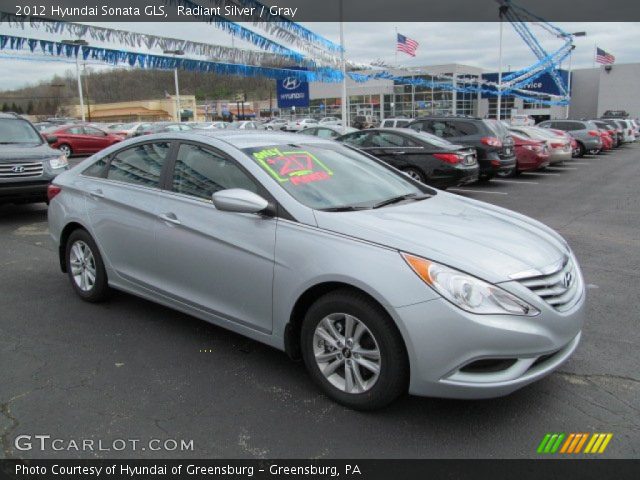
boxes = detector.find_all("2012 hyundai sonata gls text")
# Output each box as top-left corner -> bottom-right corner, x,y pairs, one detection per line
48,131 -> 585,410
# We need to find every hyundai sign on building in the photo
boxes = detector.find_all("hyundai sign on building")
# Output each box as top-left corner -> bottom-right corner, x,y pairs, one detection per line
277,76 -> 310,109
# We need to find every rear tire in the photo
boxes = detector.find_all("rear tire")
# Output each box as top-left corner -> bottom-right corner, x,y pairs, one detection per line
65,229 -> 111,302
575,142 -> 586,158
301,289 -> 409,410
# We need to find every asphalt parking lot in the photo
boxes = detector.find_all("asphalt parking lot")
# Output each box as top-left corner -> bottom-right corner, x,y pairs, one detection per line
1,146 -> 639,460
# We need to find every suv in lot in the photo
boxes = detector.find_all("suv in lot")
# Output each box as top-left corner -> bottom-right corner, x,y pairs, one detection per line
380,118 -> 411,128
0,113 -> 69,204
406,116 -> 516,180
352,115 -> 379,129
537,120 -> 603,156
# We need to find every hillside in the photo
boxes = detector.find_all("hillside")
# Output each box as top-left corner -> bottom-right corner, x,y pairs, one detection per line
0,67 -> 276,116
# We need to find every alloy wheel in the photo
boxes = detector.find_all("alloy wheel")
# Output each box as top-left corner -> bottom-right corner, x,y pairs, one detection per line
313,313 -> 381,394
59,145 -> 72,157
69,240 -> 97,292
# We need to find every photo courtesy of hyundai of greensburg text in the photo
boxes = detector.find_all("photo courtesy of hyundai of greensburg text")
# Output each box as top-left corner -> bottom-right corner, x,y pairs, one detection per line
0,0 -> 638,479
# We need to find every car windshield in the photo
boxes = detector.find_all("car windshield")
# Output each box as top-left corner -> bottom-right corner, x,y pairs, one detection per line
243,143 -> 428,210
0,118 -> 44,144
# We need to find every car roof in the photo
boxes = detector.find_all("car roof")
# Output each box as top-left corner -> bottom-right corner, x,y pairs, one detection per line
185,130 -> 335,149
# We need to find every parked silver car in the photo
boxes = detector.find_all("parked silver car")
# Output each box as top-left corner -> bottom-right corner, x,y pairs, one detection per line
537,120 -> 602,156
48,131 -> 585,409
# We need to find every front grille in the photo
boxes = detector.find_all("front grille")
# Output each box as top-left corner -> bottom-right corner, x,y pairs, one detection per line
517,257 -> 582,312
0,162 -> 44,178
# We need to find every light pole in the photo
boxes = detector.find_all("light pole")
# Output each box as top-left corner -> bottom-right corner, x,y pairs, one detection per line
62,39 -> 88,122
496,5 -> 508,120
164,49 -> 185,122
558,31 -> 586,119
339,0 -> 348,130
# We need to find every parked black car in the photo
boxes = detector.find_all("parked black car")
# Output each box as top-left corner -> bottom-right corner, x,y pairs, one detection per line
406,116 -> 516,180
0,112 -> 69,204
336,128 -> 479,189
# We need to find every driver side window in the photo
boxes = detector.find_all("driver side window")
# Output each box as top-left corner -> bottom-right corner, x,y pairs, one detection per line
172,144 -> 258,201
341,131 -> 371,147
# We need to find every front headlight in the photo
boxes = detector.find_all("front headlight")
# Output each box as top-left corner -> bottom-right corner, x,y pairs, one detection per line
48,155 -> 68,170
401,253 -> 539,316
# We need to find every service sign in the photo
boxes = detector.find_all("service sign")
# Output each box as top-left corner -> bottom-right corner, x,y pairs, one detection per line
276,76 -> 310,108
481,70 -> 570,97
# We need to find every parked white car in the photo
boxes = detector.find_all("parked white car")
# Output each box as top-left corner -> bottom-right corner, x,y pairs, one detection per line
319,117 -> 342,126
285,118 -> 319,131
380,118 -> 411,129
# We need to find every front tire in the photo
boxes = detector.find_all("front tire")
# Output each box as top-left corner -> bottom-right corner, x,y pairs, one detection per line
301,290 -> 409,410
402,167 -> 425,183
58,144 -> 72,157
65,229 -> 111,302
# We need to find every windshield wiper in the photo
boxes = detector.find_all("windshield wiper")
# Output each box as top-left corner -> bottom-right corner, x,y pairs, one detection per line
372,193 -> 431,209
319,205 -> 370,212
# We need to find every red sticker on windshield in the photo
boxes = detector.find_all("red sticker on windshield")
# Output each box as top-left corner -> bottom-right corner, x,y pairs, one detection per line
253,148 -> 333,185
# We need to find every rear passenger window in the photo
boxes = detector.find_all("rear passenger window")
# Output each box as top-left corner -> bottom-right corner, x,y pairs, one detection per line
452,122 -> 478,136
82,158 -> 108,177
172,144 -> 258,200
106,142 -> 170,188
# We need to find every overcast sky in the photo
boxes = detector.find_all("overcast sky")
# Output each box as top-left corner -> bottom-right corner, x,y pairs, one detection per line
0,21 -> 638,90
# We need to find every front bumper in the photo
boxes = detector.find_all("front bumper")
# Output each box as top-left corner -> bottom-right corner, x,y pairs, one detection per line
393,288 -> 585,399
0,180 -> 50,203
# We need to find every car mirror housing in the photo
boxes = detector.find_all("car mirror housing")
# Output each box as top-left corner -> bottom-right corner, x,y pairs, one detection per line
46,136 -> 58,144
212,189 -> 270,214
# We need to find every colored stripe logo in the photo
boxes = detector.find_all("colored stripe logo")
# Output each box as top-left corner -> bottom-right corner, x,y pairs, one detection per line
537,433 -> 613,454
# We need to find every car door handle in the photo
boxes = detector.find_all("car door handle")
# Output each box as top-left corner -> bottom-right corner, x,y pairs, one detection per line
89,189 -> 104,199
158,213 -> 181,225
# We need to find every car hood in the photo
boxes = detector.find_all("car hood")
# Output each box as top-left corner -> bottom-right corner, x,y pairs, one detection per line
314,192 -> 569,283
0,143 -> 62,163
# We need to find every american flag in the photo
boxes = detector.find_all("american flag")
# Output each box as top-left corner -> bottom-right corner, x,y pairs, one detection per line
397,33 -> 419,57
596,47 -> 615,65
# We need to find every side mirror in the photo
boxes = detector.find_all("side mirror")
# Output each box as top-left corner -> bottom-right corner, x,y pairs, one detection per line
46,136 -> 58,144
212,189 -> 270,215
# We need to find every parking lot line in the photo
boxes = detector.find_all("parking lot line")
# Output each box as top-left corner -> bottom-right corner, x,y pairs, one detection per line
546,166 -> 578,170
569,162 -> 590,165
492,179 -> 539,185
449,188 -> 508,195
521,172 -> 562,176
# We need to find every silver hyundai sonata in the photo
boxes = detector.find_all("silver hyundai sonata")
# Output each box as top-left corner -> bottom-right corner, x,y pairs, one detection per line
48,131 -> 585,410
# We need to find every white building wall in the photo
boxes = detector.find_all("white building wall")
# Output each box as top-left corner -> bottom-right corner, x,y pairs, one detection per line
569,68 -> 600,119
596,63 -> 640,118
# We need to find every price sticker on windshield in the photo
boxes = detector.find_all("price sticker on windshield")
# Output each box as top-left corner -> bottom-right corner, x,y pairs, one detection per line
252,147 -> 334,185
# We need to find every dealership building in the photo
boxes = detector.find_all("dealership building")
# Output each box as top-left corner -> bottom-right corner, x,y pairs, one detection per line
290,62 -> 639,122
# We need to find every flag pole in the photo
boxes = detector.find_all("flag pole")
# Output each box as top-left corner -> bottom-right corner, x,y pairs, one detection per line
497,15 -> 504,120
395,27 -> 398,68
393,26 -> 398,117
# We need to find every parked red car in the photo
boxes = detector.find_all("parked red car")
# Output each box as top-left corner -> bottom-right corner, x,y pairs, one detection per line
43,125 -> 124,157
598,129 -> 613,151
512,133 -> 550,173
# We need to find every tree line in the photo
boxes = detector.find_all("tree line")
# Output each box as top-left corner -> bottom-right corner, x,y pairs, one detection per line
0,67 -> 276,117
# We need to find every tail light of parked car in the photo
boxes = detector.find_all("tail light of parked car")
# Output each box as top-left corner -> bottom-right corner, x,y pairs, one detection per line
433,153 -> 463,165
47,184 -> 62,202
523,144 -> 544,153
550,142 -> 565,149
588,130 -> 600,137
480,137 -> 502,147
